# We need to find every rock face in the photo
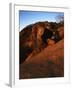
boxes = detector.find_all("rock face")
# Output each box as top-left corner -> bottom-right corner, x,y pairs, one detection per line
19,24 -> 33,64
19,21 -> 53,64
19,21 -> 64,79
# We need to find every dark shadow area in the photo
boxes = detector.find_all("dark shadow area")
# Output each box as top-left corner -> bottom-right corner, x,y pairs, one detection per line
19,46 -> 33,64
42,28 -> 53,45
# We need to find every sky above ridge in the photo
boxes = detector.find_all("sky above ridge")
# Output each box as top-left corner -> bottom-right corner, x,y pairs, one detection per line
19,10 -> 64,31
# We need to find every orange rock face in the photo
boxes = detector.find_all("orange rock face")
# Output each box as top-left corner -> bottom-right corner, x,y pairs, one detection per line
19,21 -> 64,79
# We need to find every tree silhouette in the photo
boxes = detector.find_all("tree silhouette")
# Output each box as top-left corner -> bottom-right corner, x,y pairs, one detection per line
56,14 -> 64,24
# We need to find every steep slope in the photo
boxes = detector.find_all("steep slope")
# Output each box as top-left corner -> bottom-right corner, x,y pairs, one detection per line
20,39 -> 64,79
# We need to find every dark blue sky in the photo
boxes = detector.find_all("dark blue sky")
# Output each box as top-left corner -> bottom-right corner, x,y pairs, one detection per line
19,10 -> 64,30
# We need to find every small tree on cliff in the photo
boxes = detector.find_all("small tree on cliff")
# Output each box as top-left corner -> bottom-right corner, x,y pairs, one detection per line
56,14 -> 64,26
